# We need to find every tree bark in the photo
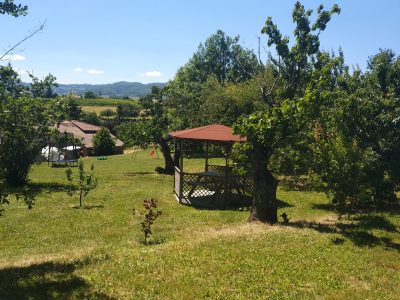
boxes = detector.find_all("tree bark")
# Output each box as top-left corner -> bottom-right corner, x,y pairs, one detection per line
158,138 -> 175,175
248,141 -> 278,224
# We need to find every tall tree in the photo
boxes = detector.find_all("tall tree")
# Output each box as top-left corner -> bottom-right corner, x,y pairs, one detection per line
116,86 -> 175,174
29,73 -> 58,98
235,2 -> 341,223
168,30 -> 259,128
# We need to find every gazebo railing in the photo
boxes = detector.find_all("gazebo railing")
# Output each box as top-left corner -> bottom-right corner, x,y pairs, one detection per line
174,166 -> 254,206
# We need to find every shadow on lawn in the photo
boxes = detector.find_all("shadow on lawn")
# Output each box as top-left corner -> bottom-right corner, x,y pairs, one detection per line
284,215 -> 400,251
0,256 -> 115,300
123,172 -> 155,177
28,182 -> 71,195
187,197 -> 292,211
312,201 -> 400,216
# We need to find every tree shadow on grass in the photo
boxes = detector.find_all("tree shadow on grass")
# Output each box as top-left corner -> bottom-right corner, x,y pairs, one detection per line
284,215 -> 400,251
28,182 -> 71,195
0,256 -> 115,300
277,198 -> 294,208
123,172 -> 156,177
312,201 -> 400,216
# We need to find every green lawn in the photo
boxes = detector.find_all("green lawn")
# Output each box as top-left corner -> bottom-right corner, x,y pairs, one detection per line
1,151 -> 399,299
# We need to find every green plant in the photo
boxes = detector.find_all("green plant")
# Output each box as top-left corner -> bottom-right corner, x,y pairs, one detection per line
66,159 -> 97,207
0,179 -> 35,216
99,109 -> 116,119
92,127 -> 115,156
133,198 -> 162,245
84,91 -> 97,99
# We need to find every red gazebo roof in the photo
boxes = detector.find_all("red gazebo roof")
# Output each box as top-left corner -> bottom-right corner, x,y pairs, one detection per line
168,124 -> 246,142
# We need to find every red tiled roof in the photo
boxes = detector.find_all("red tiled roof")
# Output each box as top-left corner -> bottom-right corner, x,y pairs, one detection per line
56,120 -> 124,148
71,120 -> 100,133
168,124 -> 246,142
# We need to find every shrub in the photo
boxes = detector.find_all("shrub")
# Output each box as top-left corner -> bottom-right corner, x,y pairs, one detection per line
99,109 -> 116,119
132,199 -> 162,245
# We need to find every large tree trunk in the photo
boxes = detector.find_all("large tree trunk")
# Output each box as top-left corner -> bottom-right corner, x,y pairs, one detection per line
248,141 -> 278,224
157,138 -> 175,175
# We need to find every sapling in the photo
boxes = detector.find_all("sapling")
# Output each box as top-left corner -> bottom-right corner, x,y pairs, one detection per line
133,199 -> 162,245
66,159 -> 97,207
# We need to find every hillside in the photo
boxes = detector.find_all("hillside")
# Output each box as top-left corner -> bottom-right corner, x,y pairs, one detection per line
54,81 -> 167,98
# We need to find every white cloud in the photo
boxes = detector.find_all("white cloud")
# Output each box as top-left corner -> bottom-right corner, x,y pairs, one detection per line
0,54 -> 26,61
87,69 -> 104,74
74,67 -> 84,72
140,70 -> 162,77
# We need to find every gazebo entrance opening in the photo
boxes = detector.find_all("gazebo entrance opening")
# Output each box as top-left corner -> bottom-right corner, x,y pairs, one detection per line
169,125 -> 254,208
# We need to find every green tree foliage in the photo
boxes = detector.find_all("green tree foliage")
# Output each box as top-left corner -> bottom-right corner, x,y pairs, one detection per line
92,127 -> 115,156
66,98 -> 82,120
66,160 -> 97,207
0,95 -> 59,185
115,103 -> 140,123
0,64 -> 26,99
80,111 -> 102,126
0,0 -> 27,17
235,2 -> 341,223
309,49 -> 400,212
29,73 -> 58,98
116,86 -> 175,174
84,91 -> 97,99
168,30 -> 259,128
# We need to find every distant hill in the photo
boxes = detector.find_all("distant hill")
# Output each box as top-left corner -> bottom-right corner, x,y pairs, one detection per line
54,81 -> 168,98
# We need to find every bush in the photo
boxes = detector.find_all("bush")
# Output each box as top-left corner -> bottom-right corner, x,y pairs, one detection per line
99,109 -> 116,119
80,112 -> 102,126
92,127 -> 115,156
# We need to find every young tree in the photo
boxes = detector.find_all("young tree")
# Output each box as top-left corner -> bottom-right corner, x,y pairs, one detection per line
235,2 -> 341,223
66,160 -> 97,207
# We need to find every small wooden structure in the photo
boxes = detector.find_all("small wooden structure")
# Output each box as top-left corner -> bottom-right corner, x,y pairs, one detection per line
169,124 -> 254,208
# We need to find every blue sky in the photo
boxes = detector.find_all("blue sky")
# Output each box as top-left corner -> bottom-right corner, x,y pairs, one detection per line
1,0 -> 400,84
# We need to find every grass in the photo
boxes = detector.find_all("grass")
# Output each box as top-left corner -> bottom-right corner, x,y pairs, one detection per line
1,151 -> 399,299
81,105 -> 116,115
75,98 -> 138,107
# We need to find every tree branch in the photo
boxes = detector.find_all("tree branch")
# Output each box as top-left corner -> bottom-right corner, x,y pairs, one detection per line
0,21 -> 46,61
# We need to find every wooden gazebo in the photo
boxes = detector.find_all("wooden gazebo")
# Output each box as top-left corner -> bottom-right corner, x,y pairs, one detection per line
169,124 -> 254,208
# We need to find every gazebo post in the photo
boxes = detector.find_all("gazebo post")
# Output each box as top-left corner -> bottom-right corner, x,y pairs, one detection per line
178,140 -> 184,202
179,140 -> 184,171
205,141 -> 209,172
